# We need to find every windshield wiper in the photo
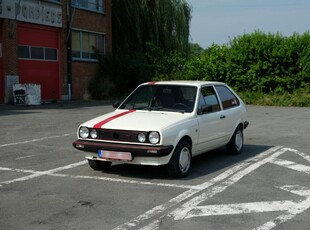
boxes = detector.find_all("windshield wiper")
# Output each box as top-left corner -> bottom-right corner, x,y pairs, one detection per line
146,106 -> 164,111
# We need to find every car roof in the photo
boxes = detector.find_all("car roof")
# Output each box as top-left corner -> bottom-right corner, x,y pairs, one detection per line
140,80 -> 226,87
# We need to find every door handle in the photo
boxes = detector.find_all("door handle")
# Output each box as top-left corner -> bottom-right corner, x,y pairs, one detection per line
220,115 -> 226,119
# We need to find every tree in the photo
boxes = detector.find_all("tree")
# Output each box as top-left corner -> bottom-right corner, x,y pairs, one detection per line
112,0 -> 192,56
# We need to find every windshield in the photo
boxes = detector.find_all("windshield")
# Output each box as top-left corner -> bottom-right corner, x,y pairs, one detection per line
119,84 -> 197,113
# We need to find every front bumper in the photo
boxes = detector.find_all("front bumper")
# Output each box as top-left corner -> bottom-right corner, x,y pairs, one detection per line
72,140 -> 174,158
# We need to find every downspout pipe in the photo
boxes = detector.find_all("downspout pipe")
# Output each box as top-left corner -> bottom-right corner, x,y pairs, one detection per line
66,0 -> 76,101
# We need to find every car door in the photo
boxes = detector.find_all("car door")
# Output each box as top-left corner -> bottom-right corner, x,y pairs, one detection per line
214,85 -> 242,143
195,85 -> 227,155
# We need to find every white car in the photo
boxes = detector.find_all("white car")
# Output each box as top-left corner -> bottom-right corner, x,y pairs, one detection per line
73,81 -> 249,177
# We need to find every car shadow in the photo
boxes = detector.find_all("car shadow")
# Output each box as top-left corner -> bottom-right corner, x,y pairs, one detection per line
97,144 -> 273,181
187,144 -> 272,180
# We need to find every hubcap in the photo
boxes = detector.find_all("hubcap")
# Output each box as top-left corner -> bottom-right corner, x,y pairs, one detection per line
179,147 -> 191,173
235,130 -> 243,151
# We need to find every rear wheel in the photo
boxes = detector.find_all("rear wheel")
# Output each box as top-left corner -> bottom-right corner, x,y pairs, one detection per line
88,159 -> 112,171
167,141 -> 192,178
227,126 -> 243,154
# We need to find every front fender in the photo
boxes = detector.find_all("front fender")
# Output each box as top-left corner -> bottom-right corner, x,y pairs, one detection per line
160,119 -> 199,155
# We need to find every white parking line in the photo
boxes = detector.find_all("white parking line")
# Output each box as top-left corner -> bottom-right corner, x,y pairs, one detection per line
113,146 -> 283,230
131,147 -> 310,230
270,158 -> 310,174
173,185 -> 310,220
0,161 -> 87,186
289,148 -> 310,162
181,200 -> 301,218
0,165 -> 194,190
0,134 -> 72,148
0,167 -> 38,174
253,185 -> 310,230
52,173 -> 195,189
1,146 -> 308,229
15,155 -> 35,160
170,147 -> 288,221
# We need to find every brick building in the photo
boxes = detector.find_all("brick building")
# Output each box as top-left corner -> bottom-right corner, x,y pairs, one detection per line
0,0 -> 112,103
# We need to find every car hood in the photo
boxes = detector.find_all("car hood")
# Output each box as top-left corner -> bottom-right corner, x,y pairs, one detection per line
81,109 -> 191,131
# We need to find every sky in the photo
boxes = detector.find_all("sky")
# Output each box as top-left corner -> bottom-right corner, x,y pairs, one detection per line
186,0 -> 310,48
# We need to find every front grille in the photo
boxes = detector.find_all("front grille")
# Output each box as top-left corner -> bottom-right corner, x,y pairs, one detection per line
95,129 -> 148,143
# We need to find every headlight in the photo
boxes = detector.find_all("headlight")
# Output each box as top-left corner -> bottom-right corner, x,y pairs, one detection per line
90,129 -> 98,139
79,127 -> 89,139
137,133 -> 146,142
149,131 -> 160,144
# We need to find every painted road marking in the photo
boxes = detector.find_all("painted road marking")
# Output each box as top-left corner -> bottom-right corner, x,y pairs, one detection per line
0,133 -> 72,148
0,164 -> 194,190
15,155 -> 35,160
270,158 -> 310,174
113,146 -> 283,230
0,161 -> 87,186
170,147 -> 289,221
53,174 -> 195,189
171,185 -> 310,219
114,147 -> 310,230
1,146 -> 309,229
253,185 -> 310,230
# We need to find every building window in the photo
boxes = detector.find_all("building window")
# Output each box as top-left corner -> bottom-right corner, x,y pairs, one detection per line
18,46 -> 30,59
45,48 -> 58,60
31,47 -> 44,60
72,0 -> 104,13
72,30 -> 105,61
18,45 -> 58,61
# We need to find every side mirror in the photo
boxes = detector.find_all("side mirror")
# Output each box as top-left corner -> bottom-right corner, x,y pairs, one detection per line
200,104 -> 212,114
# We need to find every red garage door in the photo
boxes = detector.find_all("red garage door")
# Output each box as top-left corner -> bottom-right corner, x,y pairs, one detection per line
18,23 -> 60,100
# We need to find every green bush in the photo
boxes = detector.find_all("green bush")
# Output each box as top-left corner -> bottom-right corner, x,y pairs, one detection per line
89,31 -> 310,107
181,31 -> 310,94
238,85 -> 310,107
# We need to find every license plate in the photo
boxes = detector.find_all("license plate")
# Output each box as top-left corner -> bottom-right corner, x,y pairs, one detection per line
98,150 -> 132,161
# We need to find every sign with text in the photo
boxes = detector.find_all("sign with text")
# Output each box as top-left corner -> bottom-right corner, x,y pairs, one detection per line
0,0 -> 62,28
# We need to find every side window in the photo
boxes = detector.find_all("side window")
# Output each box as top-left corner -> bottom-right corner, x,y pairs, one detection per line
215,85 -> 240,110
198,86 -> 221,114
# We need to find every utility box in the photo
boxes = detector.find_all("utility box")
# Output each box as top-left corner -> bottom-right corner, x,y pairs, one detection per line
13,84 -> 41,105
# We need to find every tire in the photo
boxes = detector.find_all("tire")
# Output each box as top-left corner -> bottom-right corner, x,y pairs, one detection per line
227,126 -> 243,155
167,141 -> 192,178
88,159 -> 112,171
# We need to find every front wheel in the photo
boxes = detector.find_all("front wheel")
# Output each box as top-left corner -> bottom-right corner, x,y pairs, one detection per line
226,126 -> 244,155
167,141 -> 192,178
88,159 -> 112,171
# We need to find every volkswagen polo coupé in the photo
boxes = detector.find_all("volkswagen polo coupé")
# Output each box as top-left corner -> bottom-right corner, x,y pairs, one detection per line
73,81 -> 249,177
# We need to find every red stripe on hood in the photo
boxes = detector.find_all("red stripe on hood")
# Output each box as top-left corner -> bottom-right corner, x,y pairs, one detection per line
94,110 -> 136,128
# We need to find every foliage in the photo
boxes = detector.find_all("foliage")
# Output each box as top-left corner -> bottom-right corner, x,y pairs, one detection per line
145,43 -> 188,81
88,52 -> 151,99
180,31 -> 310,96
112,0 -> 191,56
89,0 -> 193,99
238,85 -> 310,107
90,24 -> 310,107
189,43 -> 205,57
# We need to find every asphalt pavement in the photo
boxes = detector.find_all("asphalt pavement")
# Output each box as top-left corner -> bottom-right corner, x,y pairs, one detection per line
0,102 -> 309,230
